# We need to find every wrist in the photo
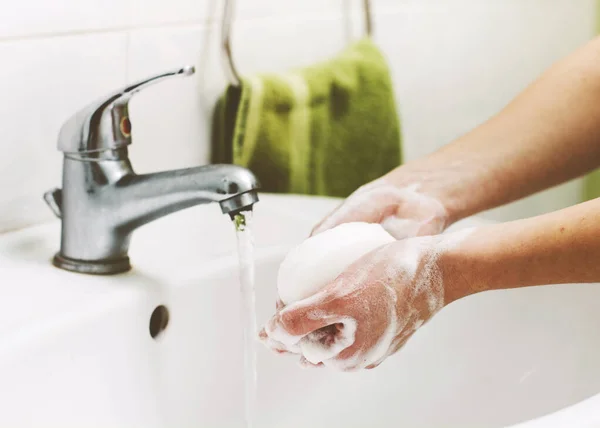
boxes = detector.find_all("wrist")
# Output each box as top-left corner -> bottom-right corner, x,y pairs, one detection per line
440,203 -> 600,295
435,227 -> 489,305
437,221 -> 528,305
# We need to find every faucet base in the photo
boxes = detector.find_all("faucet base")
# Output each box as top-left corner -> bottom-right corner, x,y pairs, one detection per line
52,253 -> 131,275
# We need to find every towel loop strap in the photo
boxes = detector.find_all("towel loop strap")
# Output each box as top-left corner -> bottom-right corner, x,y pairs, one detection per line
221,0 -> 373,87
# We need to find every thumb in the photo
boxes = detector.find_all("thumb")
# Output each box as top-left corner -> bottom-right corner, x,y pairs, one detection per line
310,214 -> 339,237
380,216 -> 422,240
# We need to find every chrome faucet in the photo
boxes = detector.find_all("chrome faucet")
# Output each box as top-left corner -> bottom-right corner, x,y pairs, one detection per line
44,66 -> 259,275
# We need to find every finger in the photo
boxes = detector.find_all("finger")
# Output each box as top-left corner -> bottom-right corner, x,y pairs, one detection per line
310,205 -> 343,236
299,321 -> 357,365
322,343 -> 362,372
380,216 -> 421,240
265,293 -> 344,345
311,207 -> 374,237
299,356 -> 324,369
389,331 -> 415,355
310,188 -> 376,237
312,182 -> 401,237
258,327 -> 267,341
322,357 -> 361,372
258,327 -> 298,355
323,318 -> 396,371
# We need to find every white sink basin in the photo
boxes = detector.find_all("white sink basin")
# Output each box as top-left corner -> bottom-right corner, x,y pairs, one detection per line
0,193 -> 599,428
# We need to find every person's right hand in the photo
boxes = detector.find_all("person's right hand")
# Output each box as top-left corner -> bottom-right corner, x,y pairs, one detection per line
311,177 -> 450,240
259,229 -> 474,371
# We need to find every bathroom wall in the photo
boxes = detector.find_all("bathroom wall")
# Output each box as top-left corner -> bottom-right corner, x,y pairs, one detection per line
0,0 -> 596,233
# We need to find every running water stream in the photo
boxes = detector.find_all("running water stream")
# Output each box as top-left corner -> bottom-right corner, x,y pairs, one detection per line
233,211 -> 257,428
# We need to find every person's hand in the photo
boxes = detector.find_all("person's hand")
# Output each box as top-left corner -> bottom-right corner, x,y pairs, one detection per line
259,230 -> 472,371
311,178 -> 450,240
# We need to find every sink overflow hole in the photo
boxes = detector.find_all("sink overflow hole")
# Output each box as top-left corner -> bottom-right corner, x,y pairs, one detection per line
149,305 -> 169,339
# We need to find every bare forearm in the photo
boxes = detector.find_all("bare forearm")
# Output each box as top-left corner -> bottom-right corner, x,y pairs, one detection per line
387,36 -> 600,223
443,197 -> 600,304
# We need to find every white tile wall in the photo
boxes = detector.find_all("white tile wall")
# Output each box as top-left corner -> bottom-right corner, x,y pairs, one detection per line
127,26 -> 209,173
0,33 -> 127,232
0,0 -> 597,233
0,0 -> 130,40
372,0 -> 597,221
130,0 -> 207,27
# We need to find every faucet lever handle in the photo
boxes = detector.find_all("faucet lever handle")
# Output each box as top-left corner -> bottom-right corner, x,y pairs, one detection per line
43,188 -> 62,218
57,65 -> 195,154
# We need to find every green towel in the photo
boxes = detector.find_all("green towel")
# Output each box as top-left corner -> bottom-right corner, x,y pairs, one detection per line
211,37 -> 402,197
584,169 -> 600,200
583,2 -> 600,201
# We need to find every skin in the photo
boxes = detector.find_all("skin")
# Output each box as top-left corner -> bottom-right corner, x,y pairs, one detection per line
262,235 -> 455,371
260,36 -> 600,371
442,197 -> 600,305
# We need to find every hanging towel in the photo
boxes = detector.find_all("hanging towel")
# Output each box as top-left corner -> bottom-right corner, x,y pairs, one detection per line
584,170 -> 600,200
583,2 -> 600,201
211,37 -> 402,197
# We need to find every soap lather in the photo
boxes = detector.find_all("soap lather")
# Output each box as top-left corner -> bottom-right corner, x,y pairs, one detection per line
276,222 -> 394,364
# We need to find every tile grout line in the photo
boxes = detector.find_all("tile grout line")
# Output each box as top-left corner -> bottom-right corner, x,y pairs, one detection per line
0,19 -> 211,44
0,6 -> 403,44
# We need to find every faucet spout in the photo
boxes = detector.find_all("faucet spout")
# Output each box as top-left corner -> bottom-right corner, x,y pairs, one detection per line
219,191 -> 259,219
50,158 -> 259,275
114,164 -> 259,232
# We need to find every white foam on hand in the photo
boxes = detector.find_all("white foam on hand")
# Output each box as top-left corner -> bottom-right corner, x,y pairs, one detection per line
312,179 -> 449,240
300,317 -> 357,364
260,222 -> 475,371
277,222 -> 395,305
